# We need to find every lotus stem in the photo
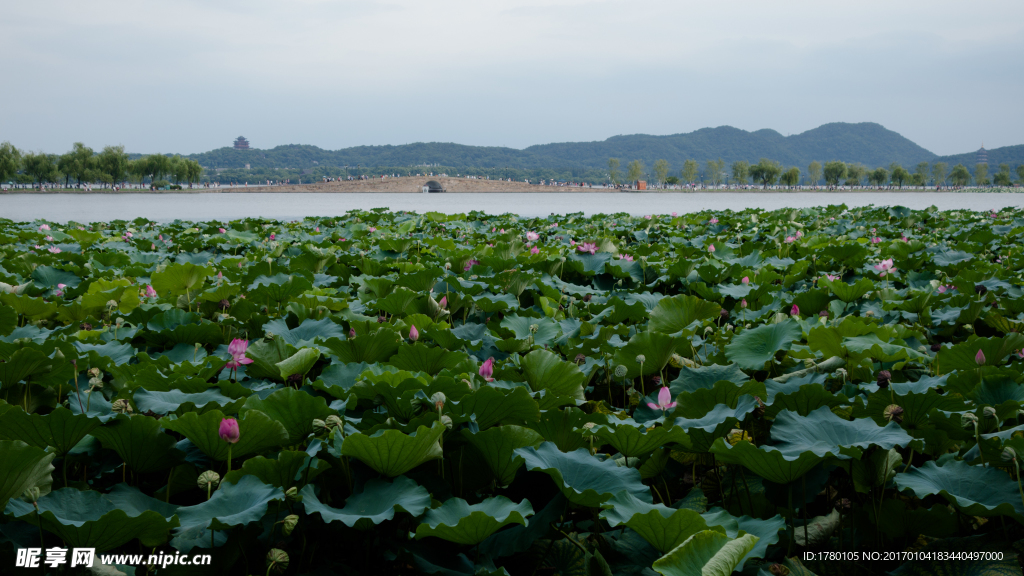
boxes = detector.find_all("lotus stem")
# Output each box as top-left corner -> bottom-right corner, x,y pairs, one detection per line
1015,461 -> 1024,513
227,445 -> 233,475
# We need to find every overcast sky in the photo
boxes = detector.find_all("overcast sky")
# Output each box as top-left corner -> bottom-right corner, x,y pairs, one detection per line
2,0 -> 1022,156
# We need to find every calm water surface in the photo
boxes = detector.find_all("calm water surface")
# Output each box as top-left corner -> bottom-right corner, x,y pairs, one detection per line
4,192 -> 1024,222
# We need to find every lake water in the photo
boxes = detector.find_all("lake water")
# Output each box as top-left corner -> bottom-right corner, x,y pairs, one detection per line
3,192 -> 1023,222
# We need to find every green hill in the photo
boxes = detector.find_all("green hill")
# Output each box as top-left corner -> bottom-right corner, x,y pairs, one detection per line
185,122 -> 1022,173
935,144 -> 1024,169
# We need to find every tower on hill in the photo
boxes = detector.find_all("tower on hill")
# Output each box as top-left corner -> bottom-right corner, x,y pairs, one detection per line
976,144 -> 987,165
234,136 -> 250,150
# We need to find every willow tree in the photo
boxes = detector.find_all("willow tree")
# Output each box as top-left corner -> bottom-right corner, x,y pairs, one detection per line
608,158 -> 621,185
807,161 -> 822,186
731,160 -> 749,185
932,162 -> 948,188
949,164 -> 971,187
681,160 -> 699,185
652,159 -> 669,186
823,161 -> 847,187
749,158 -> 782,189
705,159 -> 725,186
0,142 -> 21,184
626,160 -> 644,184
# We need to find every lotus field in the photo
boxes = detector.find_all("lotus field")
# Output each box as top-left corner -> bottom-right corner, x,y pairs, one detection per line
3,206 -> 1024,576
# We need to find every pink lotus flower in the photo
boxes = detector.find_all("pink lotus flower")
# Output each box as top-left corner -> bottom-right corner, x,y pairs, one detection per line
647,387 -> 677,412
158,234 -> 163,241
871,237 -> 881,244
38,224 -> 50,231
708,244 -> 715,253
439,296 -> 447,308
315,227 -> 320,232
785,236 -> 796,243
48,246 -> 61,254
976,349 -> 986,365
938,285 -> 947,294
871,228 -> 876,233
45,235 -> 53,241
225,338 -> 254,369
644,215 -> 652,220
671,212 -> 678,217
741,299 -> 747,308
54,290 -> 63,297
741,276 -> 749,285
219,228 -> 226,233
500,228 -> 505,233
620,254 -> 634,262
709,217 -> 718,224
873,259 -> 894,277
125,231 -> 132,238
479,357 -> 494,382
146,285 -> 157,298
219,418 -> 240,443
526,231 -> 539,241
825,274 -> 838,281
151,243 -> 156,249
550,223 -> 558,228
464,259 -> 480,271
901,236 -> 908,242
349,328 -> 356,338
578,242 -> 598,255
530,246 -> 540,254
269,233 -> 276,240
409,324 -> 419,342
796,231 -> 803,238
57,283 -> 66,290
791,304 -> 800,317
990,213 -> 998,218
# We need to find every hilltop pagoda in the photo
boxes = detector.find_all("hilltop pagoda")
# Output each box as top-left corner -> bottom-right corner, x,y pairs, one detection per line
234,136 -> 251,150
976,144 -> 988,165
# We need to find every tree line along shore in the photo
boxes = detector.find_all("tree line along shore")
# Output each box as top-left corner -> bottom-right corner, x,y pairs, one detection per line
2,141 -> 1022,190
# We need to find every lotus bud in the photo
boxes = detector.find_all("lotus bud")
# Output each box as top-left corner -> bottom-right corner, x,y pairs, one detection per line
266,549 -> 289,573
197,470 -> 221,491
88,367 -> 101,378
704,326 -> 714,335
975,349 -> 986,365
285,486 -> 301,503
281,514 -> 299,536
430,392 -> 446,411
325,415 -> 343,429
312,418 -> 328,434
614,365 -> 628,378
635,354 -> 646,364
1002,447 -> 1017,463
111,399 -> 133,414
408,324 -> 419,341
440,415 -> 453,430
529,324 -> 539,333
961,412 -> 979,428
444,262 -> 451,270
883,404 -> 904,424
983,406 -> 997,420
963,323 -> 974,333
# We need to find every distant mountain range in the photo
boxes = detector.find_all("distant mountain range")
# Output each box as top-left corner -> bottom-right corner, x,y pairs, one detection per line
185,123 -> 1020,171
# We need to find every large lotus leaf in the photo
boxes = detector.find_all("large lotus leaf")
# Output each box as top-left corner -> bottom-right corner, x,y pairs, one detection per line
516,443 -> 652,507
819,277 -> 874,303
626,508 -> 719,554
763,384 -> 844,418
389,343 -> 472,375
668,364 -> 749,395
770,406 -> 917,460
5,485 -> 178,551
0,406 -> 100,456
0,346 -> 74,390
243,336 -> 290,380
936,334 -> 1024,372
596,424 -> 690,457
612,331 -> 681,378
701,507 -> 785,568
222,450 -> 328,489
0,293 -> 56,320
160,409 -> 289,461
151,262 -> 214,298
275,346 -> 321,380
173,475 -> 284,551
375,287 -> 425,316
74,341 -> 136,366
133,388 -> 238,416
414,496 -> 534,545
241,387 -> 333,444
724,320 -> 802,370
32,266 -> 81,289
893,460 -> 1024,522
501,314 -> 560,347
0,304 -> 15,336
652,530 -> 760,576
709,438 -> 822,485
0,440 -> 55,509
341,423 -> 445,477
248,274 -> 314,305
92,414 -> 184,473
932,250 -> 974,267
451,385 -> 541,430
462,425 -> 543,486
313,361 -> 372,396
262,317 -> 346,346
520,349 -> 586,401
324,328 -> 401,363
649,295 -> 722,335
301,476 -> 431,527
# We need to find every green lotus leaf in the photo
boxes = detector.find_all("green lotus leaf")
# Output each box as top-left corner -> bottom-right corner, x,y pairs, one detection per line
501,315 -> 560,346
323,328 -> 401,363
5,484 -> 179,551
32,265 -> 81,289
222,450 -> 328,489
152,262 -> 214,298
595,424 -> 690,457
516,443 -> 652,507
0,293 -> 56,320
0,406 -> 100,457
709,438 -> 822,485
701,507 -> 785,568
414,496 -> 534,545
612,331 -> 682,379
133,388 -> 238,416
724,320 -> 802,370
247,273 -> 314,306
173,475 -> 284,551
649,295 -> 722,335
624,508 -> 720,554
770,406 -> 918,460
462,425 -> 543,486
820,277 -> 875,303
159,409 -> 289,461
341,423 -> 445,477
893,460 -> 1024,522
242,336 -> 290,380
262,317 -> 346,346
451,385 -> 541,430
92,414 -> 184,473
0,346 -> 75,390
520,349 -> 586,401
668,364 -> 749,395
74,341 -> 136,365
301,475 -> 431,527
652,530 -> 759,576
0,304 -> 15,336
275,346 -> 321,380
936,334 -> 1024,372
241,386 -> 333,444
389,343 -> 473,375
0,440 -> 55,509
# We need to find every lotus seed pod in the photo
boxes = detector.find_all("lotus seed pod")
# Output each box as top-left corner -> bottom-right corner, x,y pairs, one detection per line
963,324 -> 974,333
440,415 -> 453,430
285,486 -> 301,503
88,377 -> 104,388
325,415 -> 343,429
582,422 -> 596,430
961,412 -> 979,427
106,299 -> 118,308
197,470 -> 221,491
281,514 -> 299,536
614,365 -> 628,378
115,317 -> 125,326
111,399 -> 133,414
529,324 -> 539,333
266,549 -> 289,572
984,406 -> 998,420
88,367 -> 101,378
669,353 -> 683,367
635,354 -> 646,364
883,404 -> 904,424
769,563 -> 791,576
312,418 -> 328,434
1002,447 -> 1017,463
